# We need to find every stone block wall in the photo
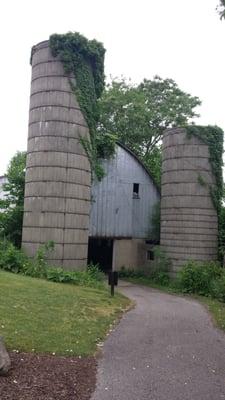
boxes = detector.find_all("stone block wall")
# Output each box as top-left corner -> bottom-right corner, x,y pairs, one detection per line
160,128 -> 218,275
22,41 -> 91,269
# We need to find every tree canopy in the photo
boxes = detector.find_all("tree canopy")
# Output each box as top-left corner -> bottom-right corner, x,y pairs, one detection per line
217,0 -> 225,19
97,76 -> 201,184
0,152 -> 26,247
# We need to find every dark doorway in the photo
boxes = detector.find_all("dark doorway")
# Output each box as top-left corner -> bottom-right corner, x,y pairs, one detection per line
88,238 -> 113,273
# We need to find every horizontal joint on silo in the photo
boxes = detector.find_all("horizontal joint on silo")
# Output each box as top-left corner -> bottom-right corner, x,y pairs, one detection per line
25,166 -> 91,186
29,105 -> 87,126
26,151 -> 90,171
23,224 -> 88,231
161,226 -> 218,235
25,177 -> 91,188
65,199 -> 90,214
64,229 -> 88,243
163,155 -> 209,163
161,232 -> 217,241
163,129 -> 202,147
32,61 -> 66,79
160,207 -> 217,217
30,89 -> 72,97
161,183 -> 211,197
24,181 -> 90,200
22,239 -> 88,246
163,128 -> 187,137
161,178 -> 214,186
23,209 -> 89,217
63,244 -> 88,259
162,143 -> 209,156
24,197 -> 66,213
161,246 -> 217,256
28,133 -> 83,141
28,122 -> 88,142
30,104 -> 81,113
162,158 -> 212,173
161,196 -> 215,209
31,74 -> 69,84
164,253 -> 218,261
30,91 -> 80,110
160,239 -> 217,248
161,171 -> 215,185
161,220 -> 218,229
22,242 -> 64,259
26,151 -> 91,170
23,227 -> 65,243
27,137 -> 87,156
24,194 -> 90,203
30,75 -> 75,95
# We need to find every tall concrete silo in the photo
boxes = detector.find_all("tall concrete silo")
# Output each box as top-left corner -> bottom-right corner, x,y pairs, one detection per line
160,127 -> 218,275
22,40 -> 91,269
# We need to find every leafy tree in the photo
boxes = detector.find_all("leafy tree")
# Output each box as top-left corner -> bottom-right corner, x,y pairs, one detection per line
97,76 -> 201,184
217,1 -> 225,19
0,152 -> 26,247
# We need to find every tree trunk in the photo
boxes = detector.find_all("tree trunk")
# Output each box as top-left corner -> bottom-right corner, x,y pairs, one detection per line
0,337 -> 11,376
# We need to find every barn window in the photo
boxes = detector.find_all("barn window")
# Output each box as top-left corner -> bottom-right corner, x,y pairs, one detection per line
147,250 -> 154,260
133,183 -> 139,198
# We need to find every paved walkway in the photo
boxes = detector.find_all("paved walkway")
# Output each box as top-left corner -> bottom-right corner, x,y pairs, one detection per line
91,281 -> 225,400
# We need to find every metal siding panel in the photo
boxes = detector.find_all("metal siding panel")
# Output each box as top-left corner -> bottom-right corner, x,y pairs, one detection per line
90,145 -> 160,238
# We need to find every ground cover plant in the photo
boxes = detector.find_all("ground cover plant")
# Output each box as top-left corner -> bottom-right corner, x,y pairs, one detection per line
0,270 -> 130,356
119,257 -> 225,333
0,239 -> 105,289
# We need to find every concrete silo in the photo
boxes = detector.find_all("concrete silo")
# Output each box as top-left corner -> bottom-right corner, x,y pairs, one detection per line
22,40 -> 91,269
160,127 -> 218,275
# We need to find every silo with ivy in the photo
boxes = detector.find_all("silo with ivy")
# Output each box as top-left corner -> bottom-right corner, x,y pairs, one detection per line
22,35 -> 104,269
160,127 -> 222,276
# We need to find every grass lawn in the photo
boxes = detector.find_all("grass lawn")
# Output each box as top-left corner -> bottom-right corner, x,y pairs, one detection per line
0,270 -> 130,356
123,277 -> 225,333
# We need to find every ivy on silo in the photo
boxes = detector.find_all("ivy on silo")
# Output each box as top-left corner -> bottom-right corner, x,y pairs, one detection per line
49,32 -> 106,180
186,125 -> 224,259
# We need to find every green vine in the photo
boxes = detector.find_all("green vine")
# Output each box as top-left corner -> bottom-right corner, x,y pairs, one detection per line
186,125 -> 224,259
49,32 -> 106,180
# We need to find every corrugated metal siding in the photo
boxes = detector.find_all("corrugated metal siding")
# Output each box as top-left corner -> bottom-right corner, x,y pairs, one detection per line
89,145 -> 160,238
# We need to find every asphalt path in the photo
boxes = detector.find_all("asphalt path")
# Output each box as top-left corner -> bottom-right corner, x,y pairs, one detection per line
91,281 -> 225,400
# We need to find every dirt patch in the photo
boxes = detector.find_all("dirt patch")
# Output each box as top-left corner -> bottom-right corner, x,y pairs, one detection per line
0,352 -> 96,400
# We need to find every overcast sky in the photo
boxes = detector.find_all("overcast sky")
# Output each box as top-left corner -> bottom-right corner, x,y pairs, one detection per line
0,0 -> 224,177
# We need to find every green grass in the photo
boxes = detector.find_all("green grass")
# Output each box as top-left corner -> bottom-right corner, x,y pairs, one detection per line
195,296 -> 225,331
123,277 -> 225,333
0,271 -> 130,356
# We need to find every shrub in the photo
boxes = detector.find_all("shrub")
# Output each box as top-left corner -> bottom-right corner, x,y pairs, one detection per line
23,241 -> 54,278
87,263 -> 105,281
150,270 -> 170,286
118,267 -> 145,279
46,264 -> 104,288
0,240 -> 105,289
176,260 -> 222,295
0,239 -> 30,273
211,273 -> 225,302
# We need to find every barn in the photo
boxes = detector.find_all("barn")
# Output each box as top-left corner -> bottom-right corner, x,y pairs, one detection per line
0,144 -> 160,272
88,143 -> 160,272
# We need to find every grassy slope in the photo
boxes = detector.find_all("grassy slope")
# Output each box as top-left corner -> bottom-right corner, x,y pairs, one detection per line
0,271 -> 130,356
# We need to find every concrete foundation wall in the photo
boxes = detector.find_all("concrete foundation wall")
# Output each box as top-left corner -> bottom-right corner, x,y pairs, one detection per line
160,128 -> 218,275
22,40 -> 91,269
112,239 -> 147,270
